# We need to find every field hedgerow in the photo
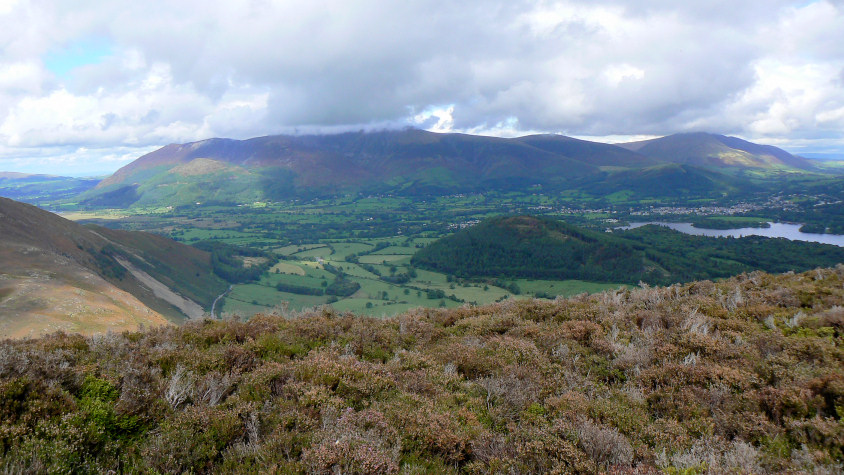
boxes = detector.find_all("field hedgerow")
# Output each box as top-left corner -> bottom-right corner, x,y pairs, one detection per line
1,267 -> 843,473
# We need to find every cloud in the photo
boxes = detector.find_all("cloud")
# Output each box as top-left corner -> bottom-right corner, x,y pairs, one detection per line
0,0 -> 842,174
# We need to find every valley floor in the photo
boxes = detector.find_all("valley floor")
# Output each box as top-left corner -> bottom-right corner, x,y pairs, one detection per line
63,188 -> 844,319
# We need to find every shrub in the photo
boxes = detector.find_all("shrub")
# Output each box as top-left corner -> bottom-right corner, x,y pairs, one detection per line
0,268 -> 842,472
140,406 -> 243,473
576,417 -> 633,467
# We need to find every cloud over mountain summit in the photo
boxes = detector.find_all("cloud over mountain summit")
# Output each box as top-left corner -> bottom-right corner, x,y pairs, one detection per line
0,0 -> 842,174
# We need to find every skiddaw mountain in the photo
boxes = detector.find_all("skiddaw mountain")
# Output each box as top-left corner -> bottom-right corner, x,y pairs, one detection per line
78,130 -> 817,207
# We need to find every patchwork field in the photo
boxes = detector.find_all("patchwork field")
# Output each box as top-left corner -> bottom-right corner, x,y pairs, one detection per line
58,186 -> 844,318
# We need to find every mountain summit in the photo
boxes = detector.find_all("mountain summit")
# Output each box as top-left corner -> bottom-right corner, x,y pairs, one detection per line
83,129 -> 650,206
619,132 -> 813,170
80,129 -> 818,207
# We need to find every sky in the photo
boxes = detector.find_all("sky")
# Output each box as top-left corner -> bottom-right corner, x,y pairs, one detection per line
0,0 -> 843,176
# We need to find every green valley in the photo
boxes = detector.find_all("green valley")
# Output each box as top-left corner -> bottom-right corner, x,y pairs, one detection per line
4,130 -> 844,319
60,191 -> 844,319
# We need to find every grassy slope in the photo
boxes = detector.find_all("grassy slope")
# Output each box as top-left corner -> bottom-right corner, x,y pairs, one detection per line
0,246 -> 171,338
0,268 -> 841,473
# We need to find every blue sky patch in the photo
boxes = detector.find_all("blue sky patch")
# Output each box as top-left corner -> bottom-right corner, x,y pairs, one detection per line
44,36 -> 114,78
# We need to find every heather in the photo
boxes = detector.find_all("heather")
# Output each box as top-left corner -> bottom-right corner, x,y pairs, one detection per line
1,268 -> 843,473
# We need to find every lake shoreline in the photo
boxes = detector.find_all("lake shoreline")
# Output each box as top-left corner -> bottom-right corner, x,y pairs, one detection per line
616,221 -> 844,247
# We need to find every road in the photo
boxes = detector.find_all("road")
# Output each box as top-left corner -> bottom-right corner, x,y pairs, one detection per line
210,285 -> 233,318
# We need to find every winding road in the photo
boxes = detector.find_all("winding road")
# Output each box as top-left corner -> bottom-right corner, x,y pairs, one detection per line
210,285 -> 233,318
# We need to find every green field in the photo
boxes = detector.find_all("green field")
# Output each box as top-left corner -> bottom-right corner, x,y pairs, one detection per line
358,254 -> 410,264
270,262 -> 305,275
63,184 -> 840,319
219,243 -> 625,317
514,279 -> 627,298
292,246 -> 333,259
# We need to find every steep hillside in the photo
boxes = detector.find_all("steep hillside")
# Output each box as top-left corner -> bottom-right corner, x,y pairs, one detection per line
82,129 -> 652,206
1,268 -> 841,472
620,132 -> 814,170
513,134 -> 661,168
412,216 -> 844,285
580,163 -> 748,198
0,197 -> 227,336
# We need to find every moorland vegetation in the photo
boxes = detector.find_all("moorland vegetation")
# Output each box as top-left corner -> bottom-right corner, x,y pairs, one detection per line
1,267 -> 842,473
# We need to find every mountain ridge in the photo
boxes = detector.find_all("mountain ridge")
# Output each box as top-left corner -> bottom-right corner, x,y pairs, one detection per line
619,132 -> 813,170
77,129 -> 823,207
84,129 -> 651,206
0,197 -> 227,336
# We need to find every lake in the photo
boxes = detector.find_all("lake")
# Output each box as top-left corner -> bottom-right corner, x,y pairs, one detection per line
620,222 -> 844,247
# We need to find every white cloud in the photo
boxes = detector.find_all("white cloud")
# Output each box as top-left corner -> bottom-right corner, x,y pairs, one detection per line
0,0 -> 842,174
0,61 -> 45,93
602,64 -> 645,88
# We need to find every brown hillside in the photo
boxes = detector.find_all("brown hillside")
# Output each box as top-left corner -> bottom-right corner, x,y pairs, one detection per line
620,132 -> 813,170
0,197 -> 225,336
1,268 -> 841,472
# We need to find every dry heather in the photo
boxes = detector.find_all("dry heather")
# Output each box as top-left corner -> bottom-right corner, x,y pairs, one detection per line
1,267 -> 843,474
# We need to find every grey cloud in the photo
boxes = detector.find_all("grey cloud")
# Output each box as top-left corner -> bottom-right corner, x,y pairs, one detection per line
0,0 -> 843,175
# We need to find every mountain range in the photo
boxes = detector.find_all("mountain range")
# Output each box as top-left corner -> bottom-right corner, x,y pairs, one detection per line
0,197 -> 227,337
74,130 -> 824,207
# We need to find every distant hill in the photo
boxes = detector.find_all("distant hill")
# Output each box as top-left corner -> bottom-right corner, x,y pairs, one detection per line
412,215 -> 844,285
81,129 -> 653,207
619,132 -> 814,171
511,134 -> 662,168
0,173 -> 99,205
0,197 -> 227,337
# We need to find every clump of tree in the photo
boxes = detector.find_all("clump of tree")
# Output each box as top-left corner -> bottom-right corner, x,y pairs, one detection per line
325,277 -> 361,297
380,267 -> 417,285
193,240 -> 275,283
90,244 -> 127,280
275,282 -> 324,296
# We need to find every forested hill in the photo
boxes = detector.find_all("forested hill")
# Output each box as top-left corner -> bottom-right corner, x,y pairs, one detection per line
412,216 -> 653,283
411,216 -> 844,285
